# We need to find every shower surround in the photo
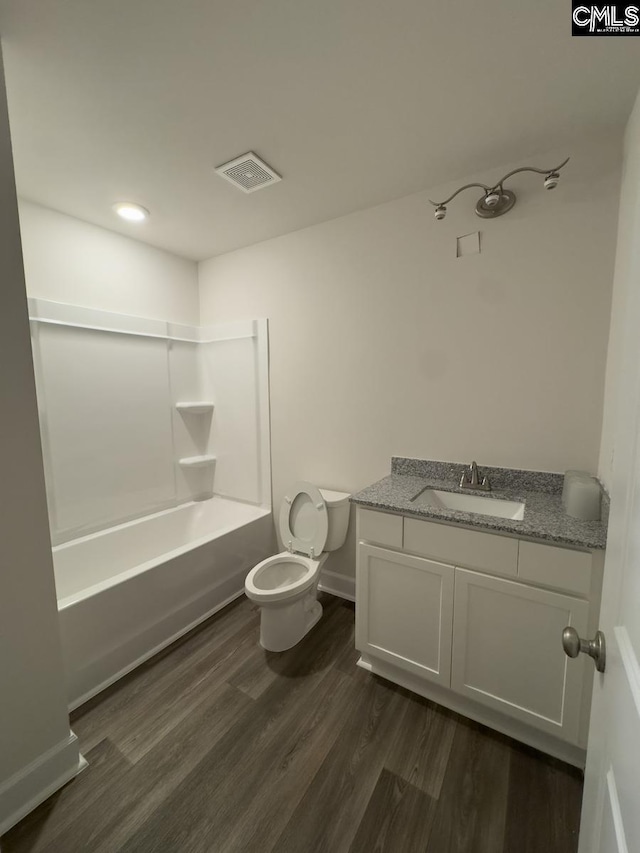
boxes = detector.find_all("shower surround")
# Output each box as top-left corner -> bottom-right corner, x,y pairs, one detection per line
29,298 -> 272,707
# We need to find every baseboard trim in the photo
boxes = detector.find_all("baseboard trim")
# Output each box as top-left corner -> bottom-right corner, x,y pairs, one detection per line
68,588 -> 246,712
357,655 -> 586,768
318,569 -> 355,602
0,731 -> 85,837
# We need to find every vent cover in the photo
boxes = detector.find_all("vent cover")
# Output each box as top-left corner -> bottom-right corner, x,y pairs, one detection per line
215,152 -> 281,193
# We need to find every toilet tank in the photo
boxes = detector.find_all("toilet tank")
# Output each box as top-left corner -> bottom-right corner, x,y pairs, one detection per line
319,488 -> 351,551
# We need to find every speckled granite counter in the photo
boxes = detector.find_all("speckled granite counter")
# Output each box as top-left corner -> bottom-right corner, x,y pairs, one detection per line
351,457 -> 608,550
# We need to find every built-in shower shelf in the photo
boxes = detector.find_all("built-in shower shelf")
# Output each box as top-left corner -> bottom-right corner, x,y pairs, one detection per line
179,455 -> 217,468
176,402 -> 215,414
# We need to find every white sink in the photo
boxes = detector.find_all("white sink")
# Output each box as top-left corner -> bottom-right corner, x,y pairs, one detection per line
411,488 -> 525,520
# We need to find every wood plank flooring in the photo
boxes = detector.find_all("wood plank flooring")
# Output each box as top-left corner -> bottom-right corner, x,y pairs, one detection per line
2,594 -> 584,853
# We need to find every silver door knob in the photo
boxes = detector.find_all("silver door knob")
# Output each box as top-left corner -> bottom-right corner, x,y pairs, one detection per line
562,627 -> 606,673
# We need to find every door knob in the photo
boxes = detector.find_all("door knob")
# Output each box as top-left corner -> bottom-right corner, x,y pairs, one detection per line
562,626 -> 606,673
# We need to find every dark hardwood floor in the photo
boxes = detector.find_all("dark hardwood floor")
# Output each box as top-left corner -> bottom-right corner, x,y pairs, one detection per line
2,594 -> 584,853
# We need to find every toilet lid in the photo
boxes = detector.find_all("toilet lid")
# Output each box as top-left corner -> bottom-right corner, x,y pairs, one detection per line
279,481 -> 329,558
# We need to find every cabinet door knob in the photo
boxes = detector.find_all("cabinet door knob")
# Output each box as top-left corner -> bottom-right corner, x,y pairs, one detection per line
562,626 -> 606,673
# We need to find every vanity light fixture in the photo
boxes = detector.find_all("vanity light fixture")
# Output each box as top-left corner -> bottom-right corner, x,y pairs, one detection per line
429,157 -> 570,221
113,202 -> 150,222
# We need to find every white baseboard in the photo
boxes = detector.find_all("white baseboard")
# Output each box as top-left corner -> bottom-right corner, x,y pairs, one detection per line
358,655 -> 586,768
318,569 -> 355,602
0,731 -> 84,837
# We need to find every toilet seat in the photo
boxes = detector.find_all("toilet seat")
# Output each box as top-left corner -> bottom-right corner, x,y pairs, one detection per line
245,552 -> 324,603
279,481 -> 329,558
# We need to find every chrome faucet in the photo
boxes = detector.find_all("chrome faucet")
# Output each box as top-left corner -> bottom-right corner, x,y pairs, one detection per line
460,460 -> 491,491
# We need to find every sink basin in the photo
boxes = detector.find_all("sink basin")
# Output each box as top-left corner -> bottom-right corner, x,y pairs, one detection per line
411,488 -> 525,520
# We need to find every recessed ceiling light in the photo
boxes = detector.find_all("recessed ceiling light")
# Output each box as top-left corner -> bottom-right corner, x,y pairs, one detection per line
113,202 -> 149,222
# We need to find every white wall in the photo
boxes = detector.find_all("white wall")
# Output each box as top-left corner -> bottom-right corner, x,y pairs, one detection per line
199,137 -> 620,581
0,48 -> 80,835
598,92 -> 640,493
18,199 -> 199,325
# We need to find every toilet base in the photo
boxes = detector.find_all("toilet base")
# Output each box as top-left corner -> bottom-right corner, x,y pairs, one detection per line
259,592 -> 323,652
305,600 -> 323,633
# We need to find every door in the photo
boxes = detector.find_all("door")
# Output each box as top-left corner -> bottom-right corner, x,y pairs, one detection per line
578,391 -> 640,850
452,569 -> 589,743
355,543 -> 454,685
577,107 -> 640,852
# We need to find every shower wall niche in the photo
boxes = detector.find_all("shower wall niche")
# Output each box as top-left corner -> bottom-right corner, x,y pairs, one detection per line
29,298 -> 270,545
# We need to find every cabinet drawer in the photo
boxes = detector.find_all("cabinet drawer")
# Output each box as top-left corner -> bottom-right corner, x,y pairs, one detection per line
518,541 -> 592,596
404,518 -> 518,577
357,508 -> 403,548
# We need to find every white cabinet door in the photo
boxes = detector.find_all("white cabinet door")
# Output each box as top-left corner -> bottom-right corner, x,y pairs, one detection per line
452,568 -> 589,743
356,543 -> 454,685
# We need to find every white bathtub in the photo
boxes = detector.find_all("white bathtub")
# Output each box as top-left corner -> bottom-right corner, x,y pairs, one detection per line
53,496 -> 273,709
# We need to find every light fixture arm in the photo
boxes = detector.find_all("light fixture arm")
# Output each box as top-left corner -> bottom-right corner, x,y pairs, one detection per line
493,157 -> 570,187
429,157 -> 571,207
428,182 -> 492,208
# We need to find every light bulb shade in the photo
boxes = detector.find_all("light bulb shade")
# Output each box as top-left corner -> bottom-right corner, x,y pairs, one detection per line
475,189 -> 516,219
434,205 -> 447,221
544,172 -> 560,190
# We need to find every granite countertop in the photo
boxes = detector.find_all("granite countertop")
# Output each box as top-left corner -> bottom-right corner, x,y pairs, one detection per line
350,457 -> 608,551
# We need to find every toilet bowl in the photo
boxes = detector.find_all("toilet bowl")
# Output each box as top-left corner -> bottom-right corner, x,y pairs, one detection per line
245,482 -> 350,652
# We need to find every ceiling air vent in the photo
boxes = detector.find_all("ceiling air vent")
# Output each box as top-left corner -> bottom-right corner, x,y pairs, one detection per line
214,152 -> 281,194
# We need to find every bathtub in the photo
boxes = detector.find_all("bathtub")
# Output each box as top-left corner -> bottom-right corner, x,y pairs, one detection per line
53,496 -> 273,709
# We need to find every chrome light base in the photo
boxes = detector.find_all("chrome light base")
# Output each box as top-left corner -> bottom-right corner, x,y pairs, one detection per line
475,189 -> 516,219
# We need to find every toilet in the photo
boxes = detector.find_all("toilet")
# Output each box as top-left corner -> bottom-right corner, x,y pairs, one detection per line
245,481 -> 350,651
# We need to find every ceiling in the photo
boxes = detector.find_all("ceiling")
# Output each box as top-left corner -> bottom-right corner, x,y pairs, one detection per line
0,1 -> 638,261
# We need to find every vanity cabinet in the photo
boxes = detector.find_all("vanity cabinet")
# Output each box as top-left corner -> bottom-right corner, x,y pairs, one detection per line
356,544 -> 454,686
355,507 -> 603,764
